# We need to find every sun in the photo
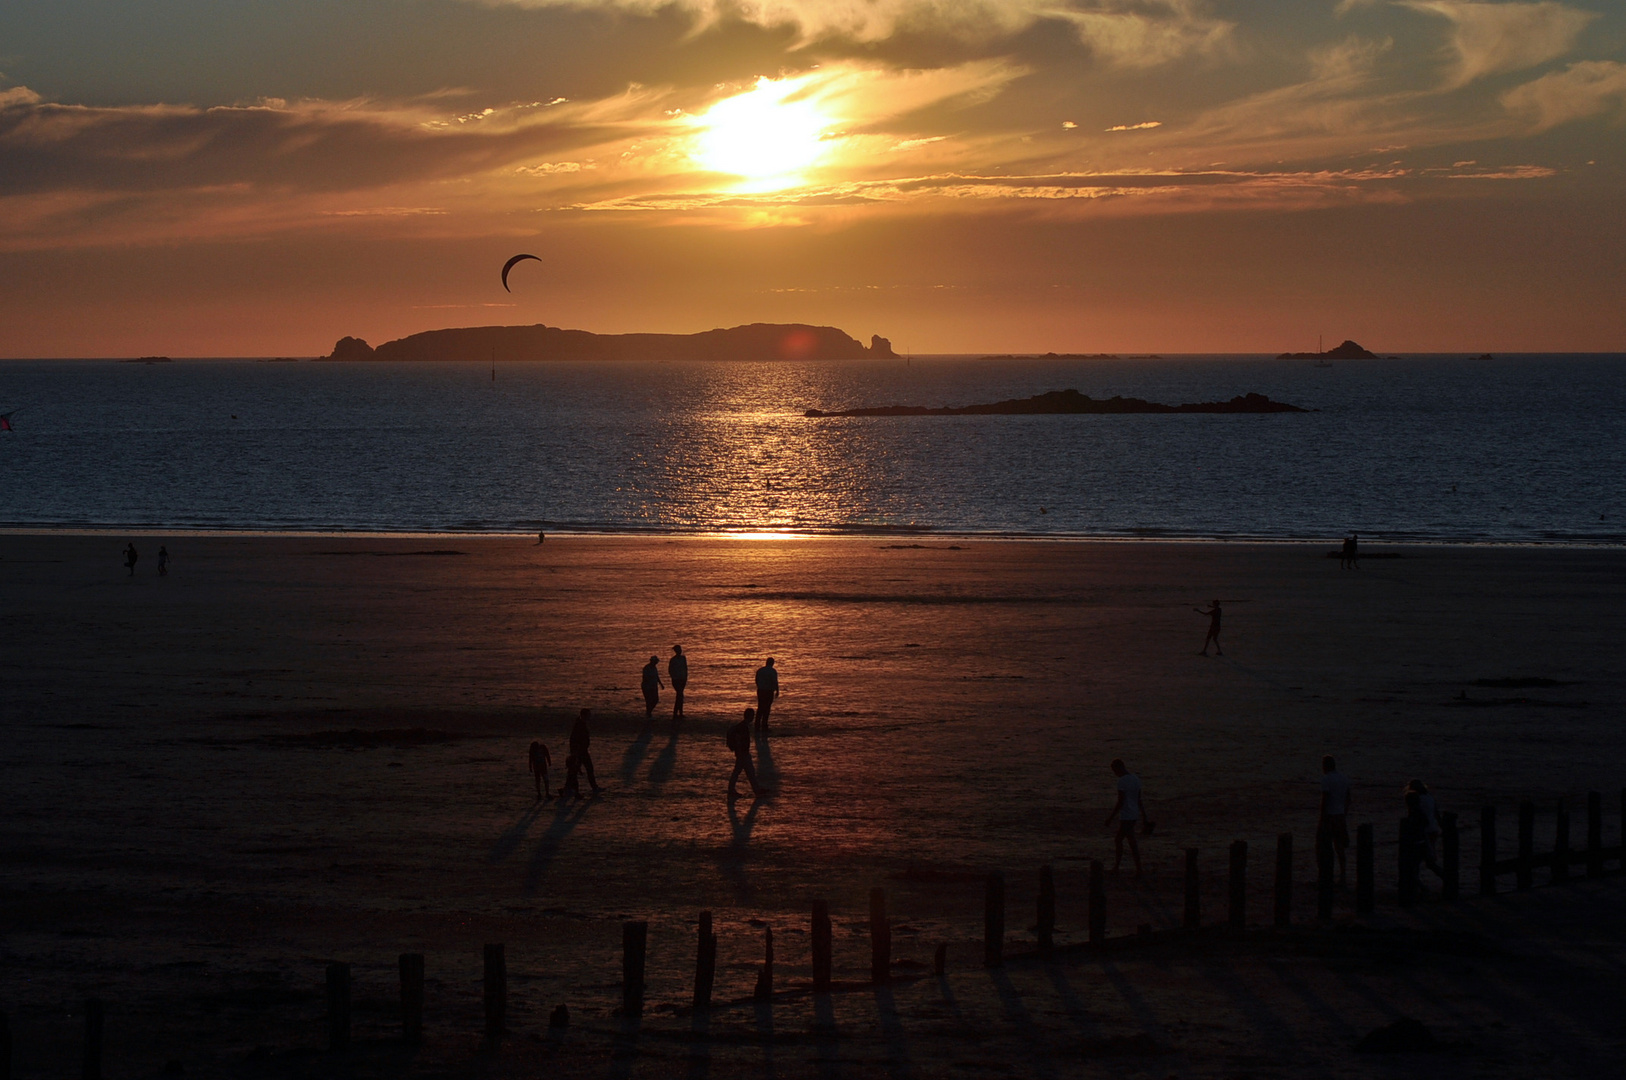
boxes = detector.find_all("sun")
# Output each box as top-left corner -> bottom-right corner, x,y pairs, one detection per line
693,78 -> 833,191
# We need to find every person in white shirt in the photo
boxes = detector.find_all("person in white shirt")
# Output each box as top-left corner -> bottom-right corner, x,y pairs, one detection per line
1407,779 -> 1444,878
1104,759 -> 1152,875
1318,756 -> 1352,884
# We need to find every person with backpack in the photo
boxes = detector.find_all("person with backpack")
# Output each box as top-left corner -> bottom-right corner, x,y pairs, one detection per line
727,708 -> 768,799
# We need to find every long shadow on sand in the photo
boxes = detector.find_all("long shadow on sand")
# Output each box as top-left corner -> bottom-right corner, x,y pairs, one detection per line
755,733 -> 780,788
523,797 -> 592,894
620,723 -> 655,781
647,732 -> 680,787
488,803 -> 545,863
719,797 -> 765,899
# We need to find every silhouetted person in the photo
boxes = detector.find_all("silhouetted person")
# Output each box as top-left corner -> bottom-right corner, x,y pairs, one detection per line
528,740 -> 552,800
668,645 -> 688,720
754,657 -> 779,731
1348,532 -> 1360,569
1104,759 -> 1148,875
1318,755 -> 1351,884
124,542 -> 139,576
536,530 -> 546,545
1195,599 -> 1222,655
157,545 -> 170,576
727,708 -> 766,799
1407,779 -> 1443,878
641,655 -> 664,718
1339,534 -> 1354,570
569,708 -> 600,794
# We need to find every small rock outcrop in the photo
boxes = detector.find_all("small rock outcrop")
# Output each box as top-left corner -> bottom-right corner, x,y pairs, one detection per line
869,335 -> 897,358
326,336 -> 376,361
1278,339 -> 1377,360
805,388 -> 1310,418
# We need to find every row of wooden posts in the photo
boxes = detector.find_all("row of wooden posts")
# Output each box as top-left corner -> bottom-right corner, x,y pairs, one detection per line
12,792 -> 1621,1078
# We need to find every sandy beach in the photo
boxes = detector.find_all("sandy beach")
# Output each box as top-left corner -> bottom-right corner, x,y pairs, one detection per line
2,535 -> 1623,1077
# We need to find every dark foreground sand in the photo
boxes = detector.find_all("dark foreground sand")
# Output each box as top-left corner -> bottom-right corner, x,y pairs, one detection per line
2,535 -> 1624,1078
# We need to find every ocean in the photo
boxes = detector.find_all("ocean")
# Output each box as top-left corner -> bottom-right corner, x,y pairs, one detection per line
1,354 -> 1622,541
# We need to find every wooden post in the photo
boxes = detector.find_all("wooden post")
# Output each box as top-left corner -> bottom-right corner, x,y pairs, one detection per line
1356,824 -> 1374,913
1620,789 -> 1626,872
1552,802 -> 1569,883
753,926 -> 774,1000
1479,805 -> 1497,896
1036,865 -> 1056,956
984,871 -> 1005,968
398,953 -> 424,1044
1,1008 -> 11,1080
869,888 -> 890,984
1088,860 -> 1106,947
1586,791 -> 1602,878
1441,812 -> 1459,901
1517,800 -> 1534,890
1227,841 -> 1247,932
1182,848 -> 1200,929
622,923 -> 647,1017
1273,834 -> 1292,928
694,911 -> 717,1008
82,999 -> 104,1080
326,964 -> 350,1051
810,902 -> 832,993
1315,829 -> 1334,920
483,944 -> 506,1037
1397,817 -> 1420,907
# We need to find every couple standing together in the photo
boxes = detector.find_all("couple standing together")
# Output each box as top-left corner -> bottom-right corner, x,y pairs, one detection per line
639,650 -> 780,732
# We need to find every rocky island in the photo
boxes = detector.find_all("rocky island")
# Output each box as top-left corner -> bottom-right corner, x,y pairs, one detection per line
324,323 -> 896,363
805,388 -> 1309,417
1278,339 -> 1377,359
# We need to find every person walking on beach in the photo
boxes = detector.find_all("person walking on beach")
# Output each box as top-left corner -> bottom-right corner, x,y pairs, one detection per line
754,657 -> 779,731
124,542 -> 139,576
528,740 -> 552,800
1318,756 -> 1352,884
727,708 -> 767,799
668,645 -> 688,720
1195,599 -> 1223,655
1407,779 -> 1444,878
1339,535 -> 1354,570
641,656 -> 664,719
1348,532 -> 1360,569
157,545 -> 170,577
1104,759 -> 1150,875
569,708 -> 601,794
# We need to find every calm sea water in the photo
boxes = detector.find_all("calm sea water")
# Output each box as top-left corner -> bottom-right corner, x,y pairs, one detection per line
1,355 -> 1622,541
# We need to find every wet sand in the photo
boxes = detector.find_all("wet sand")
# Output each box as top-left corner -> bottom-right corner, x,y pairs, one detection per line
2,535 -> 1623,1077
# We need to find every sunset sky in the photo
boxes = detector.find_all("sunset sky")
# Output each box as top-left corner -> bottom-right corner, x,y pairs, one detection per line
2,0 -> 1622,356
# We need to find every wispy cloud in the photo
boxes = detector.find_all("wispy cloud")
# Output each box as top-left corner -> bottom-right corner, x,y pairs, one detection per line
1501,59 -> 1626,128
1400,1 -> 1598,87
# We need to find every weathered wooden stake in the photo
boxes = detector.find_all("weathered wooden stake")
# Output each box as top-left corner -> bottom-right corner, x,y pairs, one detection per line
1441,811 -> 1459,901
398,953 -> 424,1044
1036,865 -> 1056,956
1227,841 -> 1247,932
1356,824 -> 1374,913
1315,830 -> 1334,920
1397,817 -> 1420,907
810,902 -> 832,993
1183,848 -> 1200,929
483,944 -> 506,1037
1,1008 -> 11,1080
1552,801 -> 1569,883
1517,800 -> 1534,890
82,999 -> 104,1080
622,923 -> 647,1017
694,911 -> 717,1008
1586,791 -> 1602,878
753,926 -> 774,1000
326,964 -> 350,1051
1479,805 -> 1497,896
1088,859 -> 1106,946
869,888 -> 890,984
1273,833 -> 1293,928
984,871 -> 1005,968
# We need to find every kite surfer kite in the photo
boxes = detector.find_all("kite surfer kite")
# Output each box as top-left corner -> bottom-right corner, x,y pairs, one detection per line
0,408 -> 19,431
501,254 -> 541,292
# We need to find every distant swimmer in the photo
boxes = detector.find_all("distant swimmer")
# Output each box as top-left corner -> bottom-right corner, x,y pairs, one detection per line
569,708 -> 601,794
1195,599 -> 1223,656
157,545 -> 170,577
641,655 -> 664,719
124,542 -> 139,577
754,657 -> 779,731
669,645 -> 688,720
528,740 -> 552,800
1103,759 -> 1150,875
727,708 -> 768,799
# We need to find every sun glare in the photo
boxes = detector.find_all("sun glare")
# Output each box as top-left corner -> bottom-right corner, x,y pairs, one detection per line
694,78 -> 832,191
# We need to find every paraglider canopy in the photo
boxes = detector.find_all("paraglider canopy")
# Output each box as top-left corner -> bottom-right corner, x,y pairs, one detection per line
501,253 -> 541,292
